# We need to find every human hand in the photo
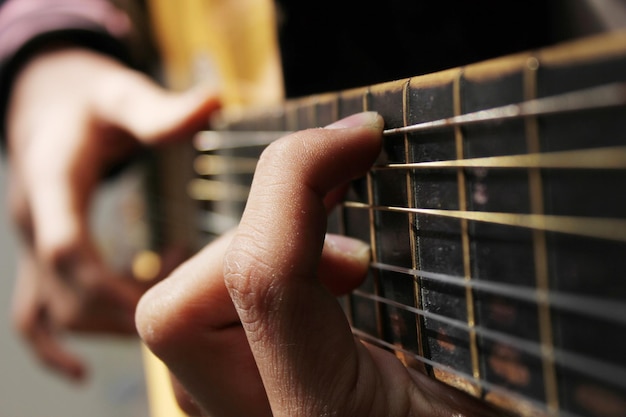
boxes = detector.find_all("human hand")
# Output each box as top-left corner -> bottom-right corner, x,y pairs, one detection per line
137,112 -> 497,416
6,47 -> 219,381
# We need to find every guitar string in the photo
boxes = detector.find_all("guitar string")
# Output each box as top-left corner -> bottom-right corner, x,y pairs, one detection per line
134,202 -> 626,334
369,261 -> 626,326
186,146 -> 626,201
342,202 -> 626,243
351,289 -> 626,390
372,146 -> 626,170
186,81 -> 626,242
381,82 -> 626,136
351,328 -> 589,417
192,143 -> 626,176
352,328 -> 550,416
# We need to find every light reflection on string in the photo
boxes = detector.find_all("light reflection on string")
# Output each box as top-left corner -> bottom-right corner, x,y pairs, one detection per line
343,201 -> 626,243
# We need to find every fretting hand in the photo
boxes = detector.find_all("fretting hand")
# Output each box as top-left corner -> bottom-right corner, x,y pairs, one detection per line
137,112 -> 498,417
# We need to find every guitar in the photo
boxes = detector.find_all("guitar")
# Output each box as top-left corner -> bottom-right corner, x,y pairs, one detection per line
122,1 -> 626,416
187,30 -> 626,417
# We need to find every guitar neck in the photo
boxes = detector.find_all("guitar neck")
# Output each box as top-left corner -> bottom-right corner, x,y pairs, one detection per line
191,31 -> 626,417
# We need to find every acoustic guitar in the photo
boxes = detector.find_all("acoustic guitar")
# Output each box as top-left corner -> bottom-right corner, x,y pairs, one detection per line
192,31 -> 626,417
133,2 -> 626,417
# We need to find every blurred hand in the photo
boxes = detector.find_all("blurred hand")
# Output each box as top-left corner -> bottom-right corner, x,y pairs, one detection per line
6,47 -> 219,380
137,113 -> 497,417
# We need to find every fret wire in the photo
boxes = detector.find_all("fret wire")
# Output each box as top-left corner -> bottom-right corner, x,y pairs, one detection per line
343,202 -> 626,243
330,93 -> 354,327
454,71 -> 482,389
524,56 -> 559,415
363,89 -> 385,341
352,290 -> 626,390
382,82 -> 626,136
369,261 -> 626,326
373,146 -> 626,170
403,79 -> 428,368
351,328 -> 564,417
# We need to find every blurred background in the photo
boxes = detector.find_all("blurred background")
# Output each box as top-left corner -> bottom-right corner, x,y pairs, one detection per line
0,159 -> 151,417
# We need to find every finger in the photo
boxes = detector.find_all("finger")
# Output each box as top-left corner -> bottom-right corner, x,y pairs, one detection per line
17,104 -> 96,271
318,233 -> 370,295
23,153 -> 142,334
26,166 -> 90,272
11,254 -> 86,381
7,167 -> 34,244
93,74 -> 220,145
137,232 -> 270,417
22,127 -> 157,336
136,227 -> 370,415
28,315 -> 87,381
56,278 -> 139,335
223,112 -> 383,416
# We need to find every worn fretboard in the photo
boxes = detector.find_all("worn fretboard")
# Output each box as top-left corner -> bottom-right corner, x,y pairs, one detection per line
190,31 -> 626,417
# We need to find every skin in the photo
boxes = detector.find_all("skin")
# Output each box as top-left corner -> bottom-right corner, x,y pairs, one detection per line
6,47 -> 220,380
136,113 -> 500,417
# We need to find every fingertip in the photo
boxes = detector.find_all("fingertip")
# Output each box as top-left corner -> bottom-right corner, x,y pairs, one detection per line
36,338 -> 88,383
136,86 -> 221,145
324,234 -> 371,262
319,234 -> 371,295
324,111 -> 384,131
66,362 -> 88,383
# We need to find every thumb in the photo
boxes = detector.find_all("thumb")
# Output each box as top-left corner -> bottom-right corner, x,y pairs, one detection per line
94,74 -> 220,145
223,112 -> 383,416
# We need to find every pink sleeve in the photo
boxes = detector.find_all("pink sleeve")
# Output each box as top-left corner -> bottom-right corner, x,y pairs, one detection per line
0,0 -> 137,144
0,0 -> 132,61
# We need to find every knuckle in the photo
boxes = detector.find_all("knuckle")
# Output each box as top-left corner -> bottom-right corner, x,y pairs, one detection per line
259,135 -> 293,166
257,132 -> 307,173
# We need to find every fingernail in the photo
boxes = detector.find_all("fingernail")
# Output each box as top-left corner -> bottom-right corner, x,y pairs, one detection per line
325,111 -> 383,130
325,234 -> 371,261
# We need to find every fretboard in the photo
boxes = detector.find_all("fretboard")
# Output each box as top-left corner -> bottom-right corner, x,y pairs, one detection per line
190,31 -> 626,417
